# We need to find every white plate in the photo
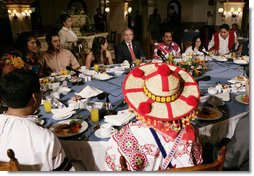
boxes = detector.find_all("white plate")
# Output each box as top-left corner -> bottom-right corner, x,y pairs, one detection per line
69,78 -> 82,83
52,111 -> 75,120
197,107 -> 223,121
233,59 -> 249,65
93,73 -> 113,81
50,119 -> 88,138
235,94 -> 249,105
228,76 -> 247,84
214,56 -> 227,62
94,128 -> 117,139
83,70 -> 97,76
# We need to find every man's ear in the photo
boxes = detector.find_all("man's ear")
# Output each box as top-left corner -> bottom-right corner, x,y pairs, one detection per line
31,92 -> 40,108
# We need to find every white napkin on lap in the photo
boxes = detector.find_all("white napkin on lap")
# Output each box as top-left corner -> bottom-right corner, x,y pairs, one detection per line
75,85 -> 103,98
104,110 -> 134,126
51,107 -> 75,120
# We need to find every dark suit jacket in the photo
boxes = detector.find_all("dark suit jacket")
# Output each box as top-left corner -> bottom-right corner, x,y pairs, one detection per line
116,40 -> 143,64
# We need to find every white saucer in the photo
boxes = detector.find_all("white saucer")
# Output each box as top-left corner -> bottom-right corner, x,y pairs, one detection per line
94,128 -> 117,139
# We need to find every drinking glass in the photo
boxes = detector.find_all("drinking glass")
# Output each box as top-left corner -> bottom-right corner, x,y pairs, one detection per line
90,108 -> 99,122
94,64 -> 99,72
43,99 -> 52,113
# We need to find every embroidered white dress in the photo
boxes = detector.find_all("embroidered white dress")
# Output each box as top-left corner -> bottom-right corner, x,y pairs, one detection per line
105,121 -> 202,171
0,114 -> 72,171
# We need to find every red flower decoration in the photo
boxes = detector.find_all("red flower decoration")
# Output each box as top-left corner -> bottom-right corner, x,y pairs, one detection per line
186,96 -> 198,106
138,102 -> 152,114
158,64 -> 171,76
132,68 -> 144,77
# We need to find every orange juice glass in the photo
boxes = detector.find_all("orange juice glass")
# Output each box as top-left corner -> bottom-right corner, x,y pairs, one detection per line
90,108 -> 99,122
135,59 -> 140,66
43,100 -> 52,113
94,64 -> 99,72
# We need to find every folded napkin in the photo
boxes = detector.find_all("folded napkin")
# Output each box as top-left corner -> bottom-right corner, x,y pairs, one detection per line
215,92 -> 230,101
104,110 -> 134,126
195,29 -> 199,32
75,85 -> 103,98
51,107 -> 75,120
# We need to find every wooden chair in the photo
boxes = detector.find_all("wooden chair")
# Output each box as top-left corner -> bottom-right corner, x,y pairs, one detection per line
120,146 -> 227,171
0,149 -> 21,171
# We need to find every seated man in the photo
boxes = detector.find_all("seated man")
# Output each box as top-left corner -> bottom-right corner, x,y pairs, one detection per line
39,30 -> 80,75
153,31 -> 181,61
105,63 -> 202,171
116,28 -> 143,64
208,23 -> 239,55
0,69 -> 74,171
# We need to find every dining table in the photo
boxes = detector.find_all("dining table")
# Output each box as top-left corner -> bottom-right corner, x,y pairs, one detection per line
37,57 -> 249,171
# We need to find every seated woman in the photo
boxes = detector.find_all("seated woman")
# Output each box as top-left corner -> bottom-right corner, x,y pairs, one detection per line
15,32 -> 40,75
85,36 -> 113,69
184,35 -> 207,58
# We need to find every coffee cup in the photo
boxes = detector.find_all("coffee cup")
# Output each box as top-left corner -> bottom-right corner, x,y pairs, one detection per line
79,99 -> 87,109
100,123 -> 113,137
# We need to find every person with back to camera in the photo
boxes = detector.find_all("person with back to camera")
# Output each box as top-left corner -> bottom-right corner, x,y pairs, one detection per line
105,62 -> 203,171
0,69 -> 74,171
223,68 -> 249,171
85,36 -> 113,69
208,23 -> 239,56
115,28 -> 143,64
58,13 -> 78,52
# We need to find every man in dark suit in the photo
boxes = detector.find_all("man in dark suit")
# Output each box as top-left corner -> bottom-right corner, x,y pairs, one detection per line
116,28 -> 143,64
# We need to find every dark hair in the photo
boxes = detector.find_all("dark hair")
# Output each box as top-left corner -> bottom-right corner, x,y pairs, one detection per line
15,32 -> 37,57
192,35 -> 204,51
92,36 -> 107,64
246,67 -> 249,78
59,13 -> 71,26
45,30 -> 59,52
0,69 -> 40,108
219,24 -> 230,31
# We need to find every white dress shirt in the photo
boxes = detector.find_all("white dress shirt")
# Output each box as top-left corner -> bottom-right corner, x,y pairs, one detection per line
208,32 -> 239,55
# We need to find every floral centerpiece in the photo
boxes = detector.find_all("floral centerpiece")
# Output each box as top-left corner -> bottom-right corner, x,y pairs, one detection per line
0,53 -> 25,69
173,57 -> 208,77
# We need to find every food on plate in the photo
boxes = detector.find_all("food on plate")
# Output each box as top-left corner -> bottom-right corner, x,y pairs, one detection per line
198,107 -> 211,115
54,120 -> 82,135
235,76 -> 246,81
70,95 -> 82,101
241,94 -> 249,104
197,107 -> 220,119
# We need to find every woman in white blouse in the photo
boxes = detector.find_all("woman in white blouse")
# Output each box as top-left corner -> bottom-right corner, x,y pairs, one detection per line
184,35 -> 207,57
58,14 -> 78,51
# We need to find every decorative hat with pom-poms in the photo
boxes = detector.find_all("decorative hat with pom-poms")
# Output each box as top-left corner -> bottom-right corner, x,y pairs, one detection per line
122,63 -> 200,133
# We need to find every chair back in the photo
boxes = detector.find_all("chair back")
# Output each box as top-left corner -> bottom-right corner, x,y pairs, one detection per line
162,146 -> 227,171
120,146 -> 227,171
0,149 -> 21,171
